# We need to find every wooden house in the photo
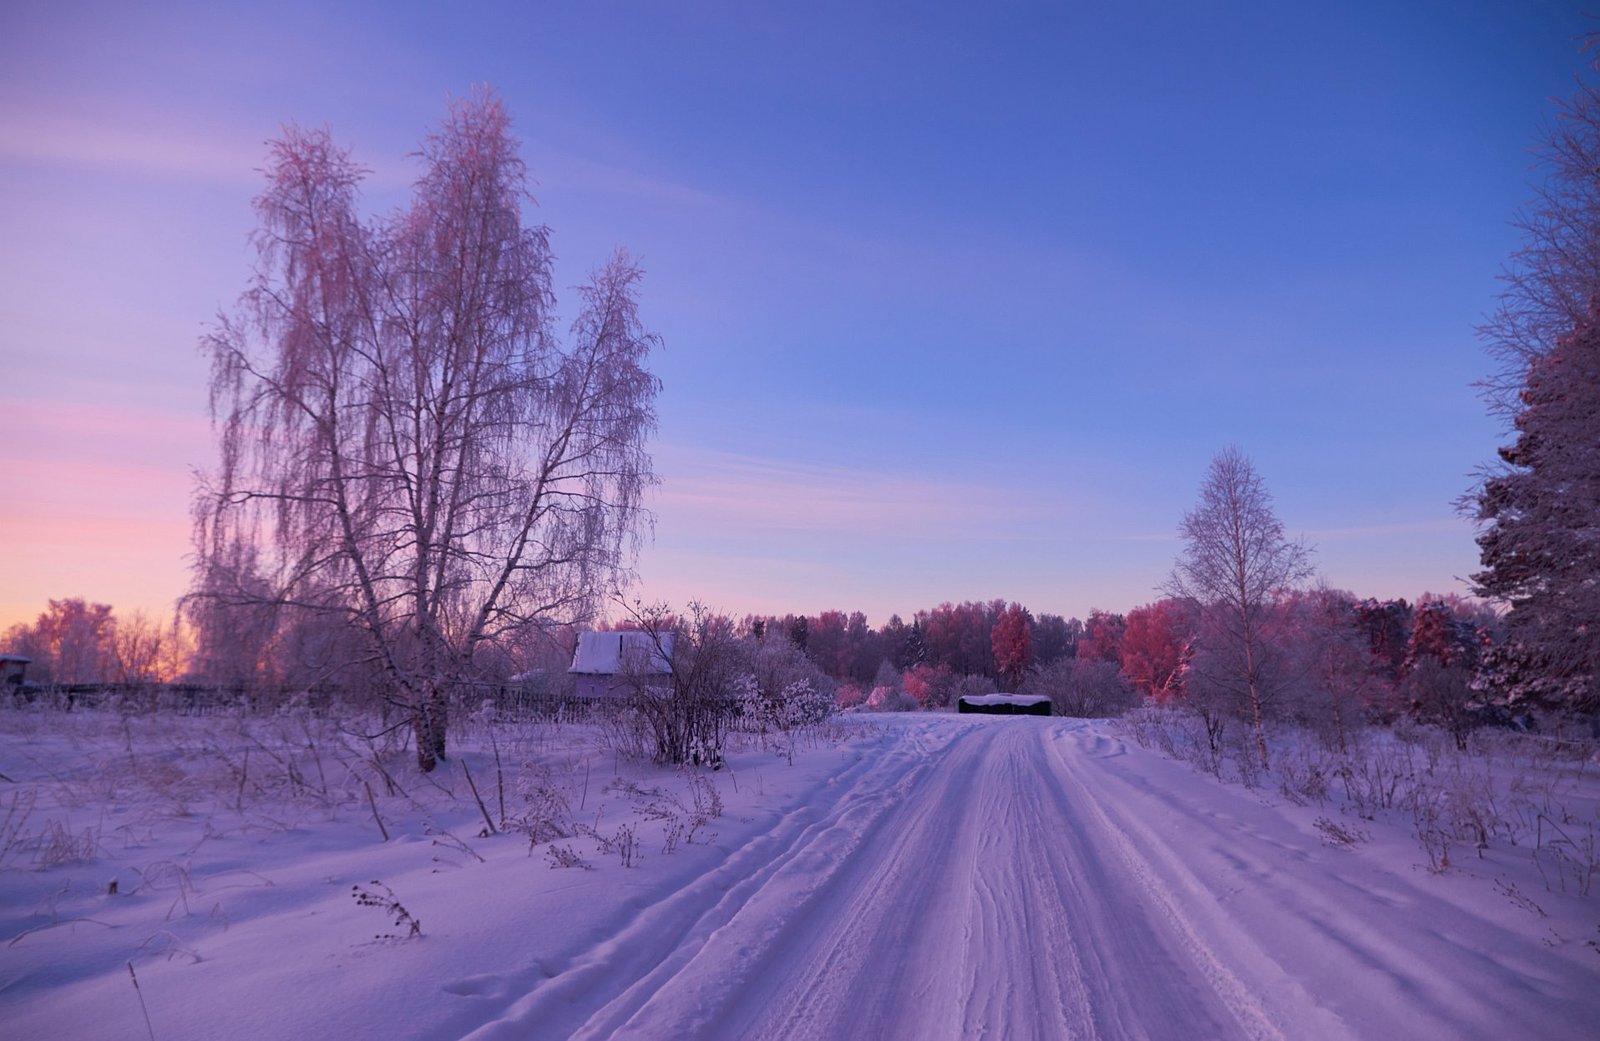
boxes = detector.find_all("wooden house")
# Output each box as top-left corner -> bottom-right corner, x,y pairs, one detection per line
569,631 -> 675,698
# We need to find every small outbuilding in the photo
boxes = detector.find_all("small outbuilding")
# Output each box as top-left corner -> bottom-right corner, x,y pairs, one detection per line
569,631 -> 675,698
1,654 -> 30,686
957,692 -> 1052,716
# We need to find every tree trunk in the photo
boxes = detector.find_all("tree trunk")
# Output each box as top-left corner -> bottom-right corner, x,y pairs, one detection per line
411,686 -> 449,773
1248,686 -> 1270,771
412,707 -> 436,773
1244,639 -> 1271,771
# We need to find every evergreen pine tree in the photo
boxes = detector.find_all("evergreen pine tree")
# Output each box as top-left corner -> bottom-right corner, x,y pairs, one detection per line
1473,318 -> 1600,712
1471,46 -> 1600,714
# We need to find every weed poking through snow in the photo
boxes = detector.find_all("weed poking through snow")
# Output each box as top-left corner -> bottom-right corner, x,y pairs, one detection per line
351,881 -> 421,940
511,764 -> 573,848
128,961 -> 156,1041
545,843 -> 590,870
1314,816 -> 1369,848
578,821 -> 640,867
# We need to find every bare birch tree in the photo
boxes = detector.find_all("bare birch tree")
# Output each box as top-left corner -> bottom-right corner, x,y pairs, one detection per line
1165,447 -> 1313,769
194,90 -> 659,770
110,610 -> 167,685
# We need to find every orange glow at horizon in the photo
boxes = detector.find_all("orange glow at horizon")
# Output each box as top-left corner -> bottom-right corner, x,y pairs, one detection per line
0,401 -> 204,633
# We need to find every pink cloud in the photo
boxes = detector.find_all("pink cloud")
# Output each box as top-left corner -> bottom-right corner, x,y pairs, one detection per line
0,100 -> 414,190
1,108 -> 262,185
0,400 -> 203,629
651,447 -> 1071,542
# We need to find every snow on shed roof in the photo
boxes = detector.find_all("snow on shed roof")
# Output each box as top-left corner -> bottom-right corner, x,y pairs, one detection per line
569,631 -> 674,675
958,693 -> 1050,707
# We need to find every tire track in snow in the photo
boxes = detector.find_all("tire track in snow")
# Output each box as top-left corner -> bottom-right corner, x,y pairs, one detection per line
542,721 -> 1290,1041
1047,722 -> 1597,1041
1036,722 -> 1293,1041
956,725 -> 1098,1040
459,719 -> 967,1041
712,722 -> 1099,1041
578,722 -> 996,1040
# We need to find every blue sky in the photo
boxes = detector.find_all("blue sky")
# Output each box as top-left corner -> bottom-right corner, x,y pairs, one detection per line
0,1 -> 1586,628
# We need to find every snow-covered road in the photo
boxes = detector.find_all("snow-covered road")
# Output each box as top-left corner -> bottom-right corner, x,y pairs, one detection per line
8,713 -> 1595,1041
465,718 -> 1596,1041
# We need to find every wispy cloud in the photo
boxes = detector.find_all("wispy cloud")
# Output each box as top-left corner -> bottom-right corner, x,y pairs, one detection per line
0,100 -> 415,189
652,446 -> 1065,541
534,150 -> 730,213
0,104 -> 265,184
0,400 -> 209,469
1302,518 -> 1474,540
1110,519 -> 1472,546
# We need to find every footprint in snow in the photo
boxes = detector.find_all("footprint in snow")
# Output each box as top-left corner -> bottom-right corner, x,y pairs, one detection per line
442,974 -> 508,998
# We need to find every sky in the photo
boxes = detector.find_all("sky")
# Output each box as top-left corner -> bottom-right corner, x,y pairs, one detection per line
0,0 -> 1588,632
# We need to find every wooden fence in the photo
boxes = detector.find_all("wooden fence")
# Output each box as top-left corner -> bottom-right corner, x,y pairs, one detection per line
4,679 -> 640,723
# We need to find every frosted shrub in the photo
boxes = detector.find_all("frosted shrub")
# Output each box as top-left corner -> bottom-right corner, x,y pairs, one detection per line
1024,658 -> 1137,718
1336,740 -> 1418,818
1126,703 -> 1599,885
863,685 -> 918,712
601,704 -> 655,763
1277,742 -> 1335,806
1432,781 -> 1490,861
1531,812 -> 1600,896
578,820 -> 641,867
612,605 -> 756,767
545,844 -> 589,870
510,764 -> 573,848
1177,712 -> 1227,778
0,790 -> 38,867
1117,704 -> 1228,776
1228,728 -> 1265,789
1121,704 -> 1194,761
956,674 -> 997,700
1439,764 -> 1501,855
1118,705 -> 1178,755
468,698 -> 499,734
738,675 -> 833,762
782,680 -> 833,727
609,772 -> 723,853
1410,787 -> 1454,873
748,634 -> 836,720
32,819 -> 101,869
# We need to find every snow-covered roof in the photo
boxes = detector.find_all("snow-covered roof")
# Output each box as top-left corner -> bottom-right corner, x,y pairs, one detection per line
957,693 -> 1050,707
569,631 -> 674,675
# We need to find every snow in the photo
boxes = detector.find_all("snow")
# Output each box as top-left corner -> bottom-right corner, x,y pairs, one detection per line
958,692 -> 1051,706
569,631 -> 673,675
1,708 -> 1596,1040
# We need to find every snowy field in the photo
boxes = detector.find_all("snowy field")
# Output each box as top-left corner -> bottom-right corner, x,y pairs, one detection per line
2,707 -> 1596,1040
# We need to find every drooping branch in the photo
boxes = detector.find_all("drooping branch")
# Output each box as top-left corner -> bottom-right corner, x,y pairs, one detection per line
192,91 -> 660,767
